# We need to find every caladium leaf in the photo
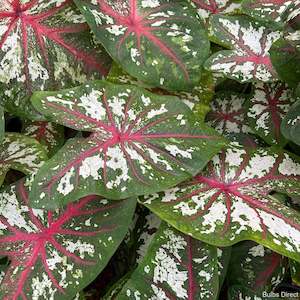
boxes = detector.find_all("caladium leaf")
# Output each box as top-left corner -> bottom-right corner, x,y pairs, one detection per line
0,133 -> 47,187
228,241 -> 287,295
0,0 -> 111,119
205,15 -> 281,83
74,0 -> 210,91
281,99 -> 300,146
246,82 -> 296,146
29,80 -> 225,209
0,106 -> 4,142
117,222 -> 219,300
206,92 -> 252,135
189,0 -> 242,21
141,142 -> 300,262
270,36 -> 300,88
22,121 -> 64,156
228,286 -> 280,300
0,179 -> 136,300
242,0 -> 296,27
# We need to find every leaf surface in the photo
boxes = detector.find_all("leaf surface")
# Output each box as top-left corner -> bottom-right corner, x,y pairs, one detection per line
22,121 -> 64,155
206,92 -> 252,135
74,0 -> 210,91
0,179 -> 136,299
0,133 -> 47,186
0,106 -> 3,142
141,142 -> 300,261
205,15 -> 281,83
227,241 -> 287,295
0,0 -> 111,119
189,0 -> 241,21
247,82 -> 296,146
117,222 -> 219,300
30,81 -> 225,209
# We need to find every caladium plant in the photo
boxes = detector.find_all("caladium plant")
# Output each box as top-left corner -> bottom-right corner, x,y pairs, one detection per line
74,0 -> 210,91
0,133 -> 47,187
0,1 -> 299,298
0,0 -> 111,119
205,15 -> 281,83
29,80 -> 225,209
141,142 -> 300,261
0,179 -> 136,299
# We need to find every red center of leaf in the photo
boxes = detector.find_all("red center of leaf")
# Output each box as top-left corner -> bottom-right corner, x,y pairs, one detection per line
98,0 -> 189,79
0,183 -> 119,299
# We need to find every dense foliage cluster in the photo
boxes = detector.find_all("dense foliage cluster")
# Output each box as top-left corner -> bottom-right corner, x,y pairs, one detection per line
0,0 -> 299,299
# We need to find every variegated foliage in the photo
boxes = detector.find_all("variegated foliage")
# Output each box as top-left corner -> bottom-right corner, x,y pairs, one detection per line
141,142 -> 300,261
247,82 -> 295,146
281,99 -> 300,146
0,179 -> 136,299
206,92 -> 252,135
0,106 -> 4,142
29,81 -> 225,209
227,241 -> 287,298
0,0 -> 111,119
117,222 -> 219,300
242,0 -> 298,27
0,133 -> 47,186
205,15 -> 281,83
22,121 -> 64,155
74,0 -> 210,91
189,0 -> 241,21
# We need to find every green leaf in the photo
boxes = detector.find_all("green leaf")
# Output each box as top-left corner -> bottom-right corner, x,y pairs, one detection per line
206,92 -> 252,135
0,0 -> 111,119
0,179 -> 136,299
117,222 -> 219,300
0,133 -> 47,187
246,82 -> 296,146
74,0 -> 210,91
0,107 -> 4,142
205,15 -> 281,83
270,36 -> 300,88
140,142 -> 300,262
228,241 -> 287,295
217,247 -> 231,289
29,80 -> 226,209
22,121 -> 65,156
289,259 -> 300,286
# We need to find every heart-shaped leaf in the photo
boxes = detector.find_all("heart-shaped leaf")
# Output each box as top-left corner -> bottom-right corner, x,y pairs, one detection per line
0,179 -> 136,300
117,222 -> 219,300
290,259 -> 300,286
281,99 -> 300,146
141,142 -> 300,262
74,0 -> 210,91
0,133 -> 47,187
246,82 -> 296,146
206,92 -> 252,135
189,0 -> 241,21
29,80 -> 226,209
242,0 -> 295,27
0,0 -> 111,119
22,121 -> 64,156
228,241 -> 287,295
205,15 -> 281,82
